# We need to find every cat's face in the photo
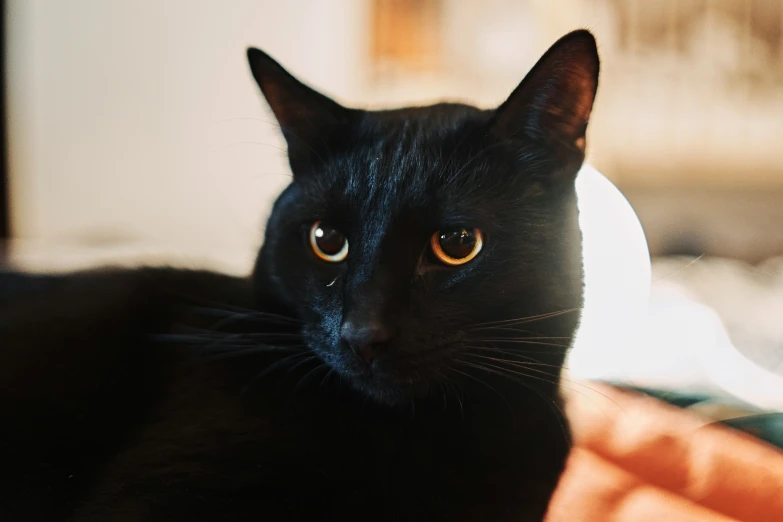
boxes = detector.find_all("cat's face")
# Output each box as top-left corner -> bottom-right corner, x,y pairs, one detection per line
249,31 -> 599,405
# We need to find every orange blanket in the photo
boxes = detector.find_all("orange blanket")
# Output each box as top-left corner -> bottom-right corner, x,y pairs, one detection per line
545,383 -> 783,522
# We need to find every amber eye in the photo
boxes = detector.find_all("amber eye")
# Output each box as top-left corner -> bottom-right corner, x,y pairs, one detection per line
309,221 -> 348,262
430,227 -> 483,266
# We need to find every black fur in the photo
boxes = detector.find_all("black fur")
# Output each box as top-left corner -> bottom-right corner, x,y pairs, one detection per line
0,30 -> 599,521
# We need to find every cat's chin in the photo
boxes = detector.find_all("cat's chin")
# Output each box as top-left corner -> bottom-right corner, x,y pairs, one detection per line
347,371 -> 432,407
310,342 -> 443,406
323,358 -> 434,406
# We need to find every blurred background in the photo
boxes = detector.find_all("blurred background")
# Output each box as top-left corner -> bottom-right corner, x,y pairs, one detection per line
1,1 -> 782,405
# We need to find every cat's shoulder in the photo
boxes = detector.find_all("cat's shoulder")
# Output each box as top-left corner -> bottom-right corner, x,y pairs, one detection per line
0,266 -> 253,325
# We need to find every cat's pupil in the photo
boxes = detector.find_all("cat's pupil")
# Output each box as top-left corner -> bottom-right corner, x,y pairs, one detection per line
314,225 -> 345,255
439,228 -> 477,259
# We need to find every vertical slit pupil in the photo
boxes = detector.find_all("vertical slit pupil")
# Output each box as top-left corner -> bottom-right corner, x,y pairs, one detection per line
439,228 -> 476,259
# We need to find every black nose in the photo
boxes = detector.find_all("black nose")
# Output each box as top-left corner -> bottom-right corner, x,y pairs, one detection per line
340,321 -> 391,365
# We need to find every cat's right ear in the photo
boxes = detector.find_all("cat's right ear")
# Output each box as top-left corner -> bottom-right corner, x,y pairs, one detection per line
488,30 -> 599,180
247,48 -> 356,172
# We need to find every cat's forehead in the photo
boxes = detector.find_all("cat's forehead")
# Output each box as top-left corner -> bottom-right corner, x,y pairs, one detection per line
294,103 -> 525,233
337,104 -> 492,197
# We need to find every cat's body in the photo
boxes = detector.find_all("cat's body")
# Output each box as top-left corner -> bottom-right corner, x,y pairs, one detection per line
0,31 -> 599,521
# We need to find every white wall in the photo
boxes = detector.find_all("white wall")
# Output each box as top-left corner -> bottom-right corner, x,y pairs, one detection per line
9,1 -> 782,273
7,0 -> 368,270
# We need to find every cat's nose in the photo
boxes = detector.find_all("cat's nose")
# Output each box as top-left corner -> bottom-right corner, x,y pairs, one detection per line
340,320 -> 391,365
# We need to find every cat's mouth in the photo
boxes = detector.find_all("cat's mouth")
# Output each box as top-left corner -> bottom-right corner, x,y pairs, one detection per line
303,325 -> 455,405
348,369 -> 431,406
321,346 -> 442,406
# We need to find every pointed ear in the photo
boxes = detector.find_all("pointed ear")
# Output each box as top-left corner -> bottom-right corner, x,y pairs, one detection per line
489,30 -> 599,172
247,48 -> 356,171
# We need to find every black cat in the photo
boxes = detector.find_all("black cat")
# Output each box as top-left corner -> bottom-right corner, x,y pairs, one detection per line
0,30 -> 599,521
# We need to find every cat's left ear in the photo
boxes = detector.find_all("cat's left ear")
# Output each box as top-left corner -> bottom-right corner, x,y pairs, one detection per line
489,30 -> 599,174
247,48 -> 357,172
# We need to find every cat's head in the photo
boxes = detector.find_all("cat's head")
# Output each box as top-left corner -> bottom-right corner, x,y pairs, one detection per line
249,31 -> 599,405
